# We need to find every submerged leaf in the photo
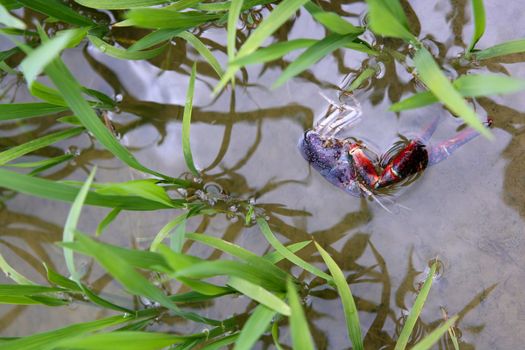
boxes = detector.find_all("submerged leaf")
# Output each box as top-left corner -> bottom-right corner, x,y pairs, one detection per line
412,47 -> 491,138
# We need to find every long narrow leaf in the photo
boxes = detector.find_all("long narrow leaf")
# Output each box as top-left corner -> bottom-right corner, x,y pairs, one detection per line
304,2 -> 363,35
315,242 -> 363,350
182,62 -> 199,176
16,0 -> 94,26
257,218 -> 333,281
273,33 -> 358,88
466,0 -> 486,52
0,103 -> 67,121
287,278 -> 314,350
63,168 -> 96,281
177,31 -> 223,78
394,263 -> 437,350
366,0 -> 416,42
74,0 -> 169,9
0,4 -> 25,29
411,316 -> 458,350
88,35 -> 166,60
228,276 -> 290,315
230,39 -> 316,67
227,0 -> 243,61
233,305 -> 276,350
474,38 -> 525,60
0,127 -> 83,166
413,47 -> 491,138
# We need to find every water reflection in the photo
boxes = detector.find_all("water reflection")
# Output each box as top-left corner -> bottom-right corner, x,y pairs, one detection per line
2,1 -> 525,348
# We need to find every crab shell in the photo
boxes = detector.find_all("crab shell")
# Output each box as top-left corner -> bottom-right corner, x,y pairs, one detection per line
298,130 -> 362,197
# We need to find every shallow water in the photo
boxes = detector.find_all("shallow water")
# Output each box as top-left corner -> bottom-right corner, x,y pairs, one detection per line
2,1 -> 525,348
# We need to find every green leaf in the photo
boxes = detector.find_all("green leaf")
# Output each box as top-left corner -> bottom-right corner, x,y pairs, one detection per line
228,276 -> 290,315
55,331 -> 193,349
63,168 -> 96,281
315,242 -> 363,350
201,334 -> 239,350
175,260 -> 285,292
391,74 -> 525,111
20,28 -> 86,87
182,62 -> 199,177
125,9 -> 219,29
186,233 -> 289,282
412,47 -> 491,138
345,67 -> 377,92
257,218 -> 333,281
129,29 -> 185,51
394,263 -> 437,350
466,0 -> 486,52
74,0 -> 170,9
214,0 -> 311,93
0,4 -> 25,29
227,0 -> 243,61
287,278 -> 314,350
66,233 -> 214,325
411,316 -> 458,350
177,31 -> 223,78
0,254 -> 35,285
304,2 -> 363,35
0,127 -> 83,166
170,217 -> 186,253
0,284 -> 64,296
0,168 -> 175,210
96,208 -> 121,236
474,38 -> 525,60
273,33 -> 358,88
0,315 -> 133,350
151,213 -> 187,252
88,35 -> 167,60
6,154 -> 73,171
263,241 -> 311,263
44,264 -> 81,291
233,305 -> 276,350
16,0 -> 94,26
230,39 -> 317,67
366,0 -> 416,42
96,180 -> 175,207
44,55 -> 176,181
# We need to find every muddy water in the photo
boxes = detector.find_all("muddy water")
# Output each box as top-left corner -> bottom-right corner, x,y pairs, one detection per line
2,1 -> 525,348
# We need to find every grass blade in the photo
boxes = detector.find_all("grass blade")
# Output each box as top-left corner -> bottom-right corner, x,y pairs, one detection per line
391,74 -> 525,111
74,0 -> 169,9
96,208 -> 121,236
287,278 -> 314,350
411,316 -> 458,350
263,241 -> 311,263
186,233 -> 289,281
466,0 -> 485,52
257,218 -> 333,281
366,0 -> 416,42
182,62 -> 199,176
201,334 -> 238,350
150,213 -> 187,252
129,29 -> 185,51
233,305 -> 276,350
0,4 -> 25,29
474,38 -> 525,60
95,180 -> 175,207
315,242 -> 363,349
345,67 -> 377,92
394,263 -> 437,350
0,168 -> 175,210
0,127 -> 83,166
230,39 -> 316,67
125,9 -> 219,29
304,2 -> 363,35
66,233 -> 214,325
63,167 -> 96,281
228,276 -> 290,315
227,0 -> 243,61
0,254 -> 35,285
20,28 -> 86,87
88,35 -> 167,60
45,57 -> 174,180
16,0 -> 94,26
413,47 -> 491,138
214,0 -> 311,93
0,315 -> 133,350
177,31 -> 223,78
54,331 -> 193,349
273,33 -> 358,88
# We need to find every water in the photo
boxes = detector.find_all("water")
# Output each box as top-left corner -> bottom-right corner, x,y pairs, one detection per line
1,1 -> 525,348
